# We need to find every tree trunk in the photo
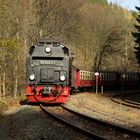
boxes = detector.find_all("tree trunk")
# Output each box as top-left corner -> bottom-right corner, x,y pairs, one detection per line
13,62 -> 18,99
14,77 -> 18,99
0,75 -> 1,99
2,72 -> 6,99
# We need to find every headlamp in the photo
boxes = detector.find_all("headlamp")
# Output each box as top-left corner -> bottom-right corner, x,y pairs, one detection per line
60,75 -> 65,81
29,74 -> 35,81
45,47 -> 51,53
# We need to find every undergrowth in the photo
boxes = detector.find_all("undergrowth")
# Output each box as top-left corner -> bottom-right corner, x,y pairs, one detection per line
0,94 -> 26,114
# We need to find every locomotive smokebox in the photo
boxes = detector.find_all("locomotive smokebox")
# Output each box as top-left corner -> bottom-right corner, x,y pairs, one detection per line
41,68 -> 54,83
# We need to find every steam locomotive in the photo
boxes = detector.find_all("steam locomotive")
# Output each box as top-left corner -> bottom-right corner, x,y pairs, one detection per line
26,39 -> 72,103
26,39 -> 140,104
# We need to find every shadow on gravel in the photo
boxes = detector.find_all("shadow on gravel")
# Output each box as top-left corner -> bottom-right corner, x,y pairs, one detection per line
1,104 -> 91,140
20,99 -> 62,107
0,112 -> 12,140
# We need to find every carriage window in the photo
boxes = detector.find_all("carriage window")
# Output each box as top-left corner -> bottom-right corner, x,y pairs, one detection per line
134,75 -> 136,80
90,73 -> 92,80
111,75 -> 113,80
91,74 -> 93,80
134,76 -> 136,80
83,72 -> 84,79
81,72 -> 83,79
102,74 -> 105,80
108,75 -> 110,80
83,72 -> 85,80
126,75 -> 128,80
88,73 -> 90,80
92,73 -> 94,80
102,74 -> 103,80
135,76 -> 137,80
92,75 -> 94,80
106,75 -> 108,80
111,74 -> 114,80
86,72 -> 88,80
112,75 -> 114,80
105,75 -> 107,80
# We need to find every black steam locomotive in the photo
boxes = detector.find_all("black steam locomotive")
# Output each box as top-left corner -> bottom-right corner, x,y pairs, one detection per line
26,39 -> 72,103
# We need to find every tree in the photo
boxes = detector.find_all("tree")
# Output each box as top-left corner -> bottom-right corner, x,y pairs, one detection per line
78,3 -> 127,71
0,38 -> 23,98
35,0 -> 84,42
132,6 -> 140,64
89,0 -> 108,6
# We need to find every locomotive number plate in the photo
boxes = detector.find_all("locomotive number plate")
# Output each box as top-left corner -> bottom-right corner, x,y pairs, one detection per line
40,60 -> 56,65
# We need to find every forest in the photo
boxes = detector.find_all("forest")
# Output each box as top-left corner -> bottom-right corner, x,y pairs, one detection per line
0,0 -> 139,98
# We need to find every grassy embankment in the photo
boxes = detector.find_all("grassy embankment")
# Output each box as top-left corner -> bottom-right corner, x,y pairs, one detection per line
0,95 -> 26,121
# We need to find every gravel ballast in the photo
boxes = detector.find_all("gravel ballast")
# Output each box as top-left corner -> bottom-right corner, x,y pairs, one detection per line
1,91 -> 140,140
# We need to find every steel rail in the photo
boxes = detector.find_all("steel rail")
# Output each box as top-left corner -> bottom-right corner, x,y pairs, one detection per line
40,104 -> 106,140
111,97 -> 140,109
40,104 -> 140,139
123,99 -> 140,106
61,105 -> 140,138
83,105 -> 139,126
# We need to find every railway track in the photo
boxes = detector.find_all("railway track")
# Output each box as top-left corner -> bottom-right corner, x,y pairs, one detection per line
124,99 -> 140,106
40,104 -> 104,140
40,104 -> 140,140
111,93 -> 140,109
82,104 -> 139,127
